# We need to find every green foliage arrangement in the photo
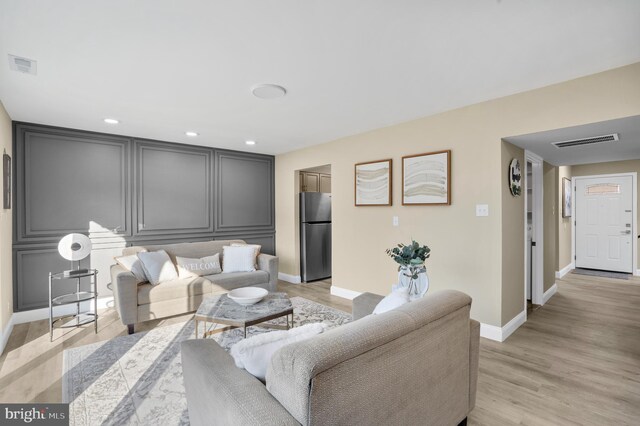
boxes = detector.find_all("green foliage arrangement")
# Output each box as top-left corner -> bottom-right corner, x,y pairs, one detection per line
386,240 -> 431,271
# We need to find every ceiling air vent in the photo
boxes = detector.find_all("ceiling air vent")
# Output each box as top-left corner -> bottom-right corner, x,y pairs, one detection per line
552,133 -> 619,148
8,54 -> 37,75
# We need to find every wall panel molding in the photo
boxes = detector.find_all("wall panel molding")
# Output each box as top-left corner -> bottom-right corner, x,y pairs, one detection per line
134,140 -> 213,236
215,150 -> 275,233
14,123 -> 131,243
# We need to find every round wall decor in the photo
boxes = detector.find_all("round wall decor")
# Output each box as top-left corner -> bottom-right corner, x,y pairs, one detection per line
509,158 -> 522,197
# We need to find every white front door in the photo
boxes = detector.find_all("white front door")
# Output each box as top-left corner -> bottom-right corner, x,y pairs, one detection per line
575,175 -> 633,273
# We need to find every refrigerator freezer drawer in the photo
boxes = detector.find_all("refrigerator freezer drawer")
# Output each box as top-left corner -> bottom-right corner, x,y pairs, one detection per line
301,223 -> 332,282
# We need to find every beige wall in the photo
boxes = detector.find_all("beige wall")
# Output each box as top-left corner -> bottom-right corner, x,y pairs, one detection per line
0,101 -> 12,339
543,162 -> 557,292
501,142 -> 524,323
557,166 -> 573,270
571,159 -> 640,266
276,62 -> 640,327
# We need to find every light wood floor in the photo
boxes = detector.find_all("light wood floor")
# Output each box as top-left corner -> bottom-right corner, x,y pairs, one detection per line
1,275 -> 639,425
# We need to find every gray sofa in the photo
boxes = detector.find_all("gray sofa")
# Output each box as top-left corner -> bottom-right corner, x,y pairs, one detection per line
111,240 -> 278,334
181,289 -> 480,426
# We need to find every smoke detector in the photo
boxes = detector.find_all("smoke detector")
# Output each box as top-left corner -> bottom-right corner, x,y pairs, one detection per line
551,133 -> 619,148
8,54 -> 37,75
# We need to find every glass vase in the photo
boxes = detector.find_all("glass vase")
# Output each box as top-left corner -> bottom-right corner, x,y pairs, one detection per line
396,264 -> 429,300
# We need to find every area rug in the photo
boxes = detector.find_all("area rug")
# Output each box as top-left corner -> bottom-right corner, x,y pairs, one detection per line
62,297 -> 351,426
572,268 -> 630,280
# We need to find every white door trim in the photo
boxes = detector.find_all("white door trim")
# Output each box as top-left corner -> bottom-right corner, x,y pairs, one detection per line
572,172 -> 637,276
524,151 -> 544,310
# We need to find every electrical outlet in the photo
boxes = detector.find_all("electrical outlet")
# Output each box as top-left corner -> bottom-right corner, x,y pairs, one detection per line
392,216 -> 399,226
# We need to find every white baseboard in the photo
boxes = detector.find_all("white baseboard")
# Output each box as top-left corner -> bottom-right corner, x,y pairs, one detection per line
0,314 -> 15,356
556,262 -> 574,279
330,285 -> 362,300
278,273 -> 301,284
12,296 -> 114,325
479,323 -> 502,342
543,283 -> 558,305
636,269 -> 640,276
480,310 -> 526,342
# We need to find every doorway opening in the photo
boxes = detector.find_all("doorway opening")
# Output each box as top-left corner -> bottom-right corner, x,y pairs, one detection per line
298,164 -> 332,283
524,151 -> 544,314
573,173 -> 637,276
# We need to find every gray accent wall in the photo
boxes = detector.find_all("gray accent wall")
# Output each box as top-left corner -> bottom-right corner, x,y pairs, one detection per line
13,122 -> 275,311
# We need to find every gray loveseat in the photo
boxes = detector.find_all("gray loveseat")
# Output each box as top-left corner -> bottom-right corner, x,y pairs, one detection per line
181,289 -> 480,426
111,240 -> 278,334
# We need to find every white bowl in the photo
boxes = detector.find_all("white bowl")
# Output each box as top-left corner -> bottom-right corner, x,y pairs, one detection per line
228,287 -> 268,305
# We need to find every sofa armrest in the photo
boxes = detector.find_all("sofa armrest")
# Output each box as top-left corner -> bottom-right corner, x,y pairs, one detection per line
469,319 -> 480,411
257,253 -> 278,291
181,340 -> 300,426
352,292 -> 384,320
110,264 -> 138,326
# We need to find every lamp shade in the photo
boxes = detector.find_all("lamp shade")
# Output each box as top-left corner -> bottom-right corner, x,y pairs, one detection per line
58,233 -> 92,261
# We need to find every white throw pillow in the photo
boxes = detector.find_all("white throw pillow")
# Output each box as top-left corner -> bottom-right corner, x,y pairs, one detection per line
222,245 -> 257,273
136,250 -> 178,285
176,254 -> 221,278
231,243 -> 261,267
229,323 -> 327,381
114,253 -> 148,283
373,288 -> 410,315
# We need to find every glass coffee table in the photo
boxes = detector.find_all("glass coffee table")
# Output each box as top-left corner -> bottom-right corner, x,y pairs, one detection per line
194,292 -> 294,339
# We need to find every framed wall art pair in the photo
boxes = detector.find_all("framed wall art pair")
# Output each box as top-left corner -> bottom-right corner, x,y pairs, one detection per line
354,150 -> 451,206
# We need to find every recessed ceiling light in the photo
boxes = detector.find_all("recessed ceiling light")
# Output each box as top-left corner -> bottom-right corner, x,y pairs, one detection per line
104,118 -> 119,124
251,84 -> 287,99
185,131 -> 199,137
245,140 -> 256,145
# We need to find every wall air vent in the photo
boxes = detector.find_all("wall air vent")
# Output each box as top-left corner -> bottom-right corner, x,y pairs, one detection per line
8,54 -> 37,75
551,133 -> 618,148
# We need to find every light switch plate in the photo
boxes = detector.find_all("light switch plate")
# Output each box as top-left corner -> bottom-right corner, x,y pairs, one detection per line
476,204 -> 489,217
393,216 -> 399,226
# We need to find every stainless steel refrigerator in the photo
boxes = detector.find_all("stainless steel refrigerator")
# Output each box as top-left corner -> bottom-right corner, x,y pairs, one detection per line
300,192 -> 331,282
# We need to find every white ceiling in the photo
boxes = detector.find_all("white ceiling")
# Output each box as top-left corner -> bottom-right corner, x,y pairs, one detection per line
1,1 -> 639,155
504,115 -> 640,166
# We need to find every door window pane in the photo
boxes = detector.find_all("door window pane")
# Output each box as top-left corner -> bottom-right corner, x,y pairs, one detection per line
586,184 -> 620,195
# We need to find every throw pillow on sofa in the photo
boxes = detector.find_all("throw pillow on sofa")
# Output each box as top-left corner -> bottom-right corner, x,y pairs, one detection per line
176,254 -> 221,278
373,287 -> 410,315
231,243 -> 261,267
115,251 -> 148,283
222,245 -> 257,273
137,250 -> 178,285
229,323 -> 327,381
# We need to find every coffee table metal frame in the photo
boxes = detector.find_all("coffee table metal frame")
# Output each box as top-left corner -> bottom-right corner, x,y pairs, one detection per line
194,292 -> 294,339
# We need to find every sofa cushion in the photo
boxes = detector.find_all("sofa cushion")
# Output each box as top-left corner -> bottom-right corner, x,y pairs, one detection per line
372,288 -> 410,315
137,276 -> 219,305
137,250 -> 178,285
230,323 -> 327,381
222,246 -> 258,273
205,271 -> 269,290
123,240 -> 246,264
114,253 -> 148,283
176,254 -> 222,278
